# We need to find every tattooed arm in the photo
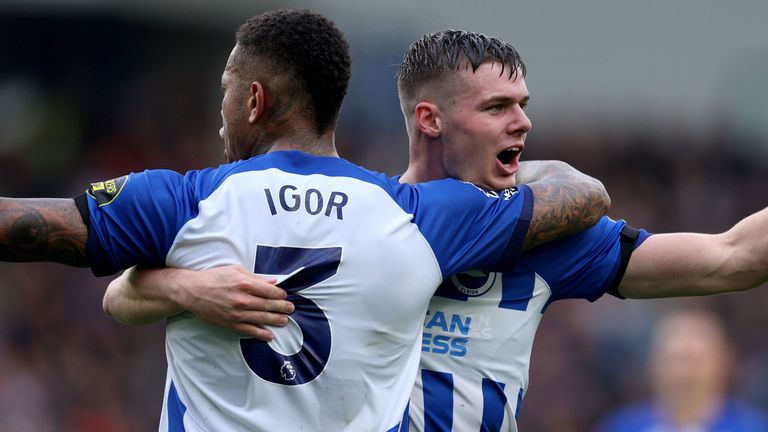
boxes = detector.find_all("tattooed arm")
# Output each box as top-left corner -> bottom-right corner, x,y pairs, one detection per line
0,198 -> 88,266
516,161 -> 610,250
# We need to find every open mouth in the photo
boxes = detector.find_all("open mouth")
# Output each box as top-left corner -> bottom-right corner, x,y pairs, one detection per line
497,147 -> 522,165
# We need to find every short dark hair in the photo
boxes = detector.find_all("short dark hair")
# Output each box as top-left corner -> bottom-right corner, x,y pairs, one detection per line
397,30 -> 526,102
235,9 -> 351,133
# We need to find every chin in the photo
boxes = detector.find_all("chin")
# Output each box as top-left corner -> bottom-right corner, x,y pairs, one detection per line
487,179 -> 516,192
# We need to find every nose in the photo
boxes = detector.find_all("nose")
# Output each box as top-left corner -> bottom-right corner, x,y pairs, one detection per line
507,107 -> 532,136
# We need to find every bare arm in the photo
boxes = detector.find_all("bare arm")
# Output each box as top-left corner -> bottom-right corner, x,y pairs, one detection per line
516,161 -> 610,249
103,267 -> 186,325
103,265 -> 294,341
619,206 -> 768,298
0,198 -> 88,266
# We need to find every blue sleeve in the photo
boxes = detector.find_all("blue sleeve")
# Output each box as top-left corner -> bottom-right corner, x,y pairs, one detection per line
84,169 -> 215,276
409,181 -> 533,279
522,217 -> 627,304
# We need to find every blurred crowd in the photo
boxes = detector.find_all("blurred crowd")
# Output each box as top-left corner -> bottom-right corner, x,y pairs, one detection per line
1,13 -> 767,431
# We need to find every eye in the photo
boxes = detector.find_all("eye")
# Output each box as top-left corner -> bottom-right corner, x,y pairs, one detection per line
486,104 -> 504,113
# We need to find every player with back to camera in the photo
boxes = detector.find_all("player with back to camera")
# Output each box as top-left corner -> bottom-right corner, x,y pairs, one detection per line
106,29 -> 768,431
0,10 -> 613,432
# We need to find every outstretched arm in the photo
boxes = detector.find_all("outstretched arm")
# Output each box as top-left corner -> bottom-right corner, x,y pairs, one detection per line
619,206 -> 768,298
103,265 -> 294,341
0,198 -> 88,266
516,161 -> 610,249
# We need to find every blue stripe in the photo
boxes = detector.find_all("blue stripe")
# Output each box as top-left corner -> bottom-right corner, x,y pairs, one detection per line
167,381 -> 187,432
492,184 -> 533,272
422,370 -> 453,432
499,271 -> 535,311
515,387 -> 524,419
480,378 -> 507,432
385,402 -> 410,432
401,402 -> 410,432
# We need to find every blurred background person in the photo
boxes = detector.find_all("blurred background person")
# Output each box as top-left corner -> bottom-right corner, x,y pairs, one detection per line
597,308 -> 768,432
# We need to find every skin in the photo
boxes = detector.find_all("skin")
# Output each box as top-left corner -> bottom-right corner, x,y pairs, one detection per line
109,266 -> 290,331
403,62 -> 532,191
219,45 -> 339,162
0,198 -> 88,266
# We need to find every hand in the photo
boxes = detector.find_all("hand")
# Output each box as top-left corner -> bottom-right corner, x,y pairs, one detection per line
173,265 -> 294,341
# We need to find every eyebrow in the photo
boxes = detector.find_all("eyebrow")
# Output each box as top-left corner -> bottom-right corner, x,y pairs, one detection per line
481,94 -> 530,106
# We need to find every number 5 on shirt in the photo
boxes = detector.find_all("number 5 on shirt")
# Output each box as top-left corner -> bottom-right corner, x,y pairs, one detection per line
240,245 -> 341,385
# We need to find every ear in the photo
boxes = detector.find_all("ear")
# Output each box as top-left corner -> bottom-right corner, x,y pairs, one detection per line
247,81 -> 265,124
414,102 -> 441,138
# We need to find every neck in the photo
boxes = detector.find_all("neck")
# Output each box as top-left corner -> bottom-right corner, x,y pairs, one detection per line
400,134 -> 446,185
261,127 -> 339,158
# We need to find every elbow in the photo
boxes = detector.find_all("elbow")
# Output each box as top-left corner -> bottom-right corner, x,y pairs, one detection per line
593,178 -> 611,216
579,177 -> 611,229
102,289 -> 132,325
102,284 -> 142,326
102,288 -> 116,317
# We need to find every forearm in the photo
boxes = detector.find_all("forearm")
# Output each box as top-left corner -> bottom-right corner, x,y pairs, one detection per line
103,267 -> 185,325
518,161 -> 611,249
0,197 -> 88,266
620,206 -> 768,298
102,264 -> 292,339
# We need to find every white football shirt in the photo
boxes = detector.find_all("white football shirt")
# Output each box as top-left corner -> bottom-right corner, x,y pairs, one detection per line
83,151 -> 533,431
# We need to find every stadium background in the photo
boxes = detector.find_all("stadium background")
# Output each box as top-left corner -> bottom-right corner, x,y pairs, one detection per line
1,1 -> 767,430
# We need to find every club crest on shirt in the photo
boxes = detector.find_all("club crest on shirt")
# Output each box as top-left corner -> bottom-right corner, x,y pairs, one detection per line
501,187 -> 518,200
461,181 -> 519,200
86,175 -> 128,207
450,271 -> 498,297
280,361 -> 296,381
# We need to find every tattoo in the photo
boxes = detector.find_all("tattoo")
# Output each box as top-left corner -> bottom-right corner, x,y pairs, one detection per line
9,208 -> 49,253
521,162 -> 610,250
249,128 -> 278,157
269,91 -> 297,127
0,198 -> 88,266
